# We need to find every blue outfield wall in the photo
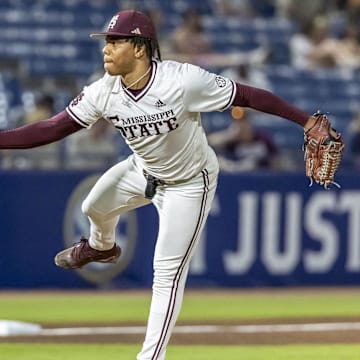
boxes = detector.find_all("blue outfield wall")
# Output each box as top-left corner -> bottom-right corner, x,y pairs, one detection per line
0,169 -> 359,289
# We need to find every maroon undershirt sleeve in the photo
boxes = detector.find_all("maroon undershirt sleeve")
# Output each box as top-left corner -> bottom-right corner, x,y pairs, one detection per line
232,82 -> 309,126
0,110 -> 84,149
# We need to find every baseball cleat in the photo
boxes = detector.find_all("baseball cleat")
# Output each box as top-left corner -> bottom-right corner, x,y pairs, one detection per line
54,237 -> 121,269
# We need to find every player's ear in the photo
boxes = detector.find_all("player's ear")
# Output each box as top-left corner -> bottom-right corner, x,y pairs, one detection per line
134,44 -> 146,59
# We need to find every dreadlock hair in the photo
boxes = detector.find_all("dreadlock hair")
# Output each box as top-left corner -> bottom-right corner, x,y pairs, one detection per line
129,37 -> 162,61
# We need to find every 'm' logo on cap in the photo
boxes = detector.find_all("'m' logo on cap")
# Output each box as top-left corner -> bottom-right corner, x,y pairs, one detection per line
131,27 -> 142,35
108,15 -> 119,29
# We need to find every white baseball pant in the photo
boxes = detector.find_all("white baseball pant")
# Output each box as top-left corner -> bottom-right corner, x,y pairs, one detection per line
81,151 -> 219,359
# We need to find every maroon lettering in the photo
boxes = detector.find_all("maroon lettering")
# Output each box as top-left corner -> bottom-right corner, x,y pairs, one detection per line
139,123 -> 151,137
109,111 -> 179,140
163,117 -> 179,132
109,115 -> 120,123
148,122 -> 162,135
71,91 -> 84,107
124,125 -> 137,139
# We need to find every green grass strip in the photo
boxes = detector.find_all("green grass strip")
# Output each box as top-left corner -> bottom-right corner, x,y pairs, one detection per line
1,290 -> 360,323
181,291 -> 360,320
1,344 -> 360,360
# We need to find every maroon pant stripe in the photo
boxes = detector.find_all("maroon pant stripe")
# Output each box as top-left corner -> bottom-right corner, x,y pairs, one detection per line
151,169 -> 210,359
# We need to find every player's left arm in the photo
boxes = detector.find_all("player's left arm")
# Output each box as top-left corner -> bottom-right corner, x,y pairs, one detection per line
232,82 -> 339,137
232,82 -> 344,187
232,82 -> 311,126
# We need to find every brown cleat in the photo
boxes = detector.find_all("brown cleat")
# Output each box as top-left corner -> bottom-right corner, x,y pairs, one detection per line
54,237 -> 121,269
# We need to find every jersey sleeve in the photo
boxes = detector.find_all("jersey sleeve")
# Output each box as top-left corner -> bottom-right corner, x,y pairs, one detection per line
66,74 -> 113,128
181,63 -> 236,113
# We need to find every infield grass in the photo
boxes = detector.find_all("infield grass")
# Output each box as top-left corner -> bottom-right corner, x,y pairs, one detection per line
1,344 -> 360,360
0,288 -> 360,323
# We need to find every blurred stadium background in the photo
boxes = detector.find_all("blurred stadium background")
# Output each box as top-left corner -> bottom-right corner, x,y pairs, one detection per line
0,0 -> 359,291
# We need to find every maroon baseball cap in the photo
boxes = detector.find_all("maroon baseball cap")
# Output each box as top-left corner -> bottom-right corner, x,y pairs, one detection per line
90,10 -> 157,40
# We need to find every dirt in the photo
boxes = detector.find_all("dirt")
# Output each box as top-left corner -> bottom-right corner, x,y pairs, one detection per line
2,317 -> 360,345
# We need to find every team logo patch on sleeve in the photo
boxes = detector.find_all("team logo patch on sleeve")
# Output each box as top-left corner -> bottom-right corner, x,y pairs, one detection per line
71,91 -> 85,106
215,76 -> 227,87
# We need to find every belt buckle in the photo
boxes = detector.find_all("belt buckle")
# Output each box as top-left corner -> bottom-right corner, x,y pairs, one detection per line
144,174 -> 157,199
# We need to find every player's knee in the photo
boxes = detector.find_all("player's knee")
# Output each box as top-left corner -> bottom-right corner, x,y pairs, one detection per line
81,197 -> 98,219
153,260 -> 190,287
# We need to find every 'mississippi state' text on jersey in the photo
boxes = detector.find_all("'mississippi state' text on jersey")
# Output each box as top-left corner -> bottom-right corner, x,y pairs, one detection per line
66,60 -> 236,181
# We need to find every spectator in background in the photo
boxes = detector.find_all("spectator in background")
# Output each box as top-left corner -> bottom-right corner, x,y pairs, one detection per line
207,108 -> 278,172
276,0 -> 329,23
344,0 -> 360,25
171,8 -> 212,55
221,63 -> 272,91
313,21 -> 360,68
290,16 -> 360,69
144,6 -> 172,55
289,16 -> 335,69
2,93 -> 60,169
211,0 -> 256,17
24,94 -> 55,124
168,5 -> 269,69
212,0 -> 276,18
65,117 -> 118,169
327,23 -> 360,68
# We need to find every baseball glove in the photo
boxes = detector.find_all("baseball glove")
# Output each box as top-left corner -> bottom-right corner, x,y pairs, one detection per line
303,112 -> 344,189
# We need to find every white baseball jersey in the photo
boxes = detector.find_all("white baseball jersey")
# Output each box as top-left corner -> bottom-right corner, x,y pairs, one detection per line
66,60 -> 236,181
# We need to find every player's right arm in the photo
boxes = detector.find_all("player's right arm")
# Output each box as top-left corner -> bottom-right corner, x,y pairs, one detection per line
0,110 -> 84,149
0,72 -> 114,149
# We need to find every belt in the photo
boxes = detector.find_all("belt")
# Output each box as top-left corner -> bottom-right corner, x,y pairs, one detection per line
143,170 -> 191,185
142,170 -> 190,199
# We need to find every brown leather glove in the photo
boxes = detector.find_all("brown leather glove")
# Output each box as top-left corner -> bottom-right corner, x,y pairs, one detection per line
303,112 -> 344,189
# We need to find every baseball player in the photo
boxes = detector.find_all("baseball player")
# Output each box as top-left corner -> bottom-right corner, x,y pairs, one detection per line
0,10 -> 341,360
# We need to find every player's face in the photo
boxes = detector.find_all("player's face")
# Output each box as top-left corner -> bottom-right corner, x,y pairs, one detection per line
102,37 -> 137,76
